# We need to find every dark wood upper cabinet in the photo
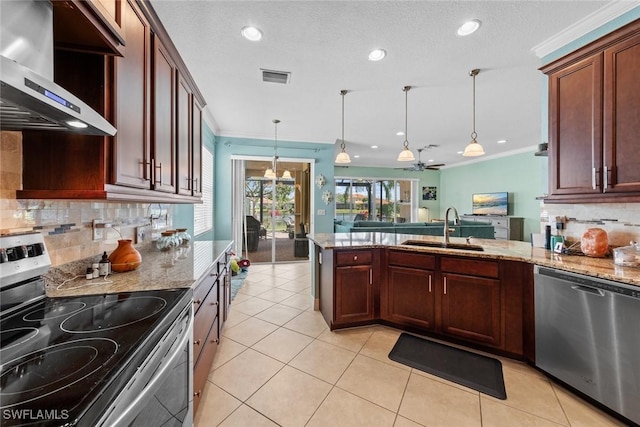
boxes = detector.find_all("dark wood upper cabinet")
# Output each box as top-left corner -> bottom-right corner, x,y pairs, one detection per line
52,0 -> 125,56
547,54 -> 603,196
542,20 -> 640,203
20,0 -> 205,203
192,97 -> 204,197
603,32 -> 640,194
177,74 -> 193,196
152,37 -> 177,194
112,0 -> 151,189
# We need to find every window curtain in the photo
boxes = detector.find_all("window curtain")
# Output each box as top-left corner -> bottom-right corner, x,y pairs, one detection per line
231,159 -> 246,257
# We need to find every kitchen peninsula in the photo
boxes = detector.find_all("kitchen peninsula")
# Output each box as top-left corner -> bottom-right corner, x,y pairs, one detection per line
310,232 -> 640,362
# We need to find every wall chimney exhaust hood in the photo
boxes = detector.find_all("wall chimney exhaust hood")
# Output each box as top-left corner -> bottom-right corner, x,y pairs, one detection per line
0,0 -> 116,136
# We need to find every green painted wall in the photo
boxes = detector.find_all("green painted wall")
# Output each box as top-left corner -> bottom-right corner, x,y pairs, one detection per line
214,136 -> 335,241
439,150 -> 546,242
334,166 -> 441,219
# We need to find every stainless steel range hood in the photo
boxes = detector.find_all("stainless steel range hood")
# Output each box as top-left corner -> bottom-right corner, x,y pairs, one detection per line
0,0 -> 116,136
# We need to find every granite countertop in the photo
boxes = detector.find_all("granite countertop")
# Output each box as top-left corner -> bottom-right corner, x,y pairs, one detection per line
308,232 -> 640,287
45,240 -> 233,297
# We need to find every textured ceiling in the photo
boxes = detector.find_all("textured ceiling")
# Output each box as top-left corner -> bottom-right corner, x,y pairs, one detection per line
151,0 -> 611,168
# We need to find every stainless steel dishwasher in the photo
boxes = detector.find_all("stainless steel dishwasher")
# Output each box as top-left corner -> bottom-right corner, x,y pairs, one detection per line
534,265 -> 640,425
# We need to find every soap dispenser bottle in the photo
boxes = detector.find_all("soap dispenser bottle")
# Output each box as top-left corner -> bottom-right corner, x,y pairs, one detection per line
99,251 -> 111,276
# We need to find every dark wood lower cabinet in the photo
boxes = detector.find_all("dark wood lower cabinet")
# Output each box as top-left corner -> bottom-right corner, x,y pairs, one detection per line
320,247 -> 531,359
335,265 -> 373,323
441,273 -> 501,346
192,248 -> 232,416
386,266 -> 435,330
193,316 -> 218,414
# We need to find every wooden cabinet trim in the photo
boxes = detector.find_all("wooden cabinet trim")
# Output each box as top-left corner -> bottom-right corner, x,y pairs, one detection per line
336,250 -> 373,266
388,250 -> 435,269
540,19 -> 640,75
440,257 -> 499,279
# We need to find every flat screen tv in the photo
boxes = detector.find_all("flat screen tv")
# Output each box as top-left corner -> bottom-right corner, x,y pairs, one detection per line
472,192 -> 508,216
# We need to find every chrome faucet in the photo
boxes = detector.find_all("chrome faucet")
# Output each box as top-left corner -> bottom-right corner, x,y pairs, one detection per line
444,206 -> 460,245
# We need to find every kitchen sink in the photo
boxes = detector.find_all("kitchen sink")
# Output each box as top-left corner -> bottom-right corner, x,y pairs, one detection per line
400,240 -> 484,251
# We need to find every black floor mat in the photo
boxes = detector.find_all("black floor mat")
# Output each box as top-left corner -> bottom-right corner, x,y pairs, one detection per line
389,333 -> 506,399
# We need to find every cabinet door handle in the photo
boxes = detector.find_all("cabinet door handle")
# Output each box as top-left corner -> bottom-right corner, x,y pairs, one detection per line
369,268 -> 372,285
210,338 -> 219,344
428,275 -> 432,293
443,277 -> 447,295
354,255 -> 358,261
211,301 -> 219,306
155,162 -> 163,185
193,299 -> 202,305
592,167 -> 597,190
603,165 -> 609,191
139,160 -> 151,181
194,339 -> 201,346
194,391 -> 201,398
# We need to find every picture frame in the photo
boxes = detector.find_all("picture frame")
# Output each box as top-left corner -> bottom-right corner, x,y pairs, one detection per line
422,186 -> 437,201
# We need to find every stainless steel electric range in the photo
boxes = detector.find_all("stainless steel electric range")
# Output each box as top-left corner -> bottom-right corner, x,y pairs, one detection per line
0,233 -> 193,427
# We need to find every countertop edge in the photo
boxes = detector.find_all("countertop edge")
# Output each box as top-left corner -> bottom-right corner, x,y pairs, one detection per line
45,239 -> 234,297
308,233 -> 640,287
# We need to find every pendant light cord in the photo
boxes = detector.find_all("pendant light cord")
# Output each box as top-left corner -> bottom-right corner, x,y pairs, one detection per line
403,86 -> 410,149
273,119 -> 280,171
470,69 -> 479,142
341,90 -> 346,152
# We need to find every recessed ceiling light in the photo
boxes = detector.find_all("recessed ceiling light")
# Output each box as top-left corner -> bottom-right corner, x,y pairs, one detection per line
241,26 -> 263,41
354,155 -> 360,158
368,49 -> 386,61
428,159 -> 434,162
396,131 -> 405,136
457,19 -> 481,36
371,145 -> 379,149
457,150 -> 464,154
497,139 -> 507,144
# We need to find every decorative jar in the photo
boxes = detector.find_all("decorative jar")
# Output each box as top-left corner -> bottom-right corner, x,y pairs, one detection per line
175,228 -> 191,246
156,231 -> 179,251
108,239 -> 142,272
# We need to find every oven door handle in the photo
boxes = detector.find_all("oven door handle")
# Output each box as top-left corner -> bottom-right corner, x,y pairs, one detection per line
109,309 -> 193,427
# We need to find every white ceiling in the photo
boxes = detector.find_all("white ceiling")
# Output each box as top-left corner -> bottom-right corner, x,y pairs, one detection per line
151,0 -> 616,169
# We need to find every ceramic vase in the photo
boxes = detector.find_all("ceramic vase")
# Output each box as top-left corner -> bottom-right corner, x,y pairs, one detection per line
109,239 -> 142,272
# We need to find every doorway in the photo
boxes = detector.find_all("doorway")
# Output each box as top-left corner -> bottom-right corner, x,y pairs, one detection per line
241,159 -> 311,263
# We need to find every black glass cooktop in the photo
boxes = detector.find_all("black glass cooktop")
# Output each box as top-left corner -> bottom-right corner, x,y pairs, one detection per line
0,288 -> 191,427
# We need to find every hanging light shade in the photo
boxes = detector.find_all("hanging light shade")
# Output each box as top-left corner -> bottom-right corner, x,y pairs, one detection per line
335,90 -> 352,164
281,170 -> 292,179
264,119 -> 281,178
397,86 -> 415,162
263,168 -> 276,179
463,69 -> 485,157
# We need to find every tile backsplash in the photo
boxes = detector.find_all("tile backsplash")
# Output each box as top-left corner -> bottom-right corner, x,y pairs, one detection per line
542,202 -> 640,247
1,131 -> 172,266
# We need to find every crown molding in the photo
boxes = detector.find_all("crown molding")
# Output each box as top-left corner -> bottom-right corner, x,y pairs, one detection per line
531,2 -> 639,59
440,145 -> 538,170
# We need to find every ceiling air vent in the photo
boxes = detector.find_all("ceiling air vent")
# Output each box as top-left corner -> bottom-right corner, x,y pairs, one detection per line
261,69 -> 291,84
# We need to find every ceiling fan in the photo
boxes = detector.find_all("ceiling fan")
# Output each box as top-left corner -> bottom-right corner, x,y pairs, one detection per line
397,146 -> 445,171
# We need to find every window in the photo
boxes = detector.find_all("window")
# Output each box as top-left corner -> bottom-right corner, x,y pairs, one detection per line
335,177 -> 417,223
194,147 -> 213,235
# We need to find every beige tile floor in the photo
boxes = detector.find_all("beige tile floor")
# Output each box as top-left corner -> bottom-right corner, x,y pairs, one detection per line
195,262 -> 625,427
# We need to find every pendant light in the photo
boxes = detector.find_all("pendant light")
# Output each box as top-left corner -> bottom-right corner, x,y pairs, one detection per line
463,69 -> 485,157
335,90 -> 352,164
264,119 -> 280,179
397,86 -> 416,162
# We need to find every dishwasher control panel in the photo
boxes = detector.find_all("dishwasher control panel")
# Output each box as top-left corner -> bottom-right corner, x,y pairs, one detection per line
537,267 -> 640,298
